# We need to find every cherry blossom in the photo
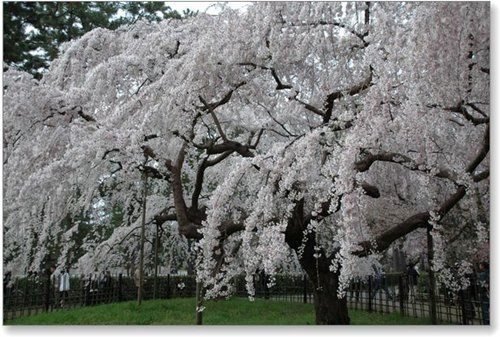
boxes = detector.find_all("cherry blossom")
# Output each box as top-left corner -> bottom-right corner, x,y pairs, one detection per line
3,2 -> 489,324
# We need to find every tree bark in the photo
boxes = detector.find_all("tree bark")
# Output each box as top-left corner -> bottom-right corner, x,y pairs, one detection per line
299,252 -> 350,324
313,279 -> 349,325
286,209 -> 350,324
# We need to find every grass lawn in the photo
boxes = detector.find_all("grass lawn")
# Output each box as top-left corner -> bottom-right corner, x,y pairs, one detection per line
6,298 -> 431,325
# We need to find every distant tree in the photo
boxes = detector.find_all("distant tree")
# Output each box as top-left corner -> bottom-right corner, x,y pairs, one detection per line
3,1 -> 192,79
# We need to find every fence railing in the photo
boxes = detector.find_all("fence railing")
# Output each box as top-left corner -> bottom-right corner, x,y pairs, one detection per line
3,272 -> 489,325
343,273 -> 489,325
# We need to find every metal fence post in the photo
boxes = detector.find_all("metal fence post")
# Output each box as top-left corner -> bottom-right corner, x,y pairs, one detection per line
118,273 -> 123,302
6,271 -> 489,325
167,274 -> 171,299
84,276 -> 90,306
459,290 -> 467,325
368,276 -> 373,312
44,269 -> 51,312
398,274 -> 405,316
303,274 -> 308,304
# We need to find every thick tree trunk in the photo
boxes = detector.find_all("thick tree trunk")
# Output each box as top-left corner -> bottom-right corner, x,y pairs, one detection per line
313,290 -> 349,324
300,257 -> 350,325
285,203 -> 351,324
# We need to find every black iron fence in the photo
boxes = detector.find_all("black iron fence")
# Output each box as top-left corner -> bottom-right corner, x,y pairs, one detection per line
3,272 -> 489,325
344,273 -> 489,325
2,273 -> 198,321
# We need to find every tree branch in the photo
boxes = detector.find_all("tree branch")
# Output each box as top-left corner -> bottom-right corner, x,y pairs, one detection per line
154,211 -> 177,225
355,125 -> 489,256
292,95 -> 325,118
427,102 -> 489,126
259,104 -> 298,137
199,95 -> 228,142
205,140 -> 255,158
102,148 -> 120,160
73,106 -> 97,122
270,68 -> 293,90
198,81 -> 246,112
250,128 -> 265,148
323,66 -> 373,123
166,142 -> 202,239
355,150 -> 457,182
466,124 -> 489,173
191,151 -> 233,210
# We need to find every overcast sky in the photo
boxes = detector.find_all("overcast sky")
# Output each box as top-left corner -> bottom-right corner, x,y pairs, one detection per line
167,1 -> 252,15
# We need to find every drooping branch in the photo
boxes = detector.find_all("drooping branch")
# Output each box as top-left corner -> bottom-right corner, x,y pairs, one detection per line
102,148 -> 120,160
271,68 -> 293,90
74,106 -> 97,123
267,63 -> 373,125
292,95 -> 325,118
153,211 -> 177,225
199,95 -> 228,142
466,124 -> 489,172
355,150 -> 457,182
363,2 -> 371,37
138,165 -> 168,180
237,62 -> 292,91
109,160 -> 123,175
357,211 -> 430,256
198,81 -> 246,112
205,140 -> 255,158
427,101 -> 489,126
355,125 -> 489,256
258,104 -> 299,137
133,78 -> 152,95
323,66 -> 373,124
277,13 -> 370,47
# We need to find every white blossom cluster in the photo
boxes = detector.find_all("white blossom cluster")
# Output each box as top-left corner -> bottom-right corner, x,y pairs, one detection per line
3,1 -> 489,304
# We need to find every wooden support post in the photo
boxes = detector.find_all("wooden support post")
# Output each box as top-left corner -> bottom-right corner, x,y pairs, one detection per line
427,225 -> 438,324
153,223 -> 160,299
138,172 -> 147,305
303,274 -> 308,303
196,281 -> 203,325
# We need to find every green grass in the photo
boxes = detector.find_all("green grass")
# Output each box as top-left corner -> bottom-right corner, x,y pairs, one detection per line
6,298 -> 431,325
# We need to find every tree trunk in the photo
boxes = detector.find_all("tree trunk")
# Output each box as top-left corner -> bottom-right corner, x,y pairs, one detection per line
285,204 -> 351,325
312,273 -> 349,324
300,257 -> 350,325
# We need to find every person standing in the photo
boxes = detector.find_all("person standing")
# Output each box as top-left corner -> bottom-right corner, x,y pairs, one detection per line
478,262 -> 489,325
459,269 -> 477,324
407,263 -> 420,302
371,264 -> 393,301
102,269 -> 113,302
59,268 -> 70,308
3,271 -> 12,295
45,264 -> 57,311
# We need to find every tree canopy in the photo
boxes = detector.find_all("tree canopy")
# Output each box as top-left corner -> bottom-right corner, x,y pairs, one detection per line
3,1 -> 192,79
3,2 -> 489,324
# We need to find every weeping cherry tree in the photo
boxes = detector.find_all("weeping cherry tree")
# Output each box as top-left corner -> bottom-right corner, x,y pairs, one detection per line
3,2 -> 489,324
